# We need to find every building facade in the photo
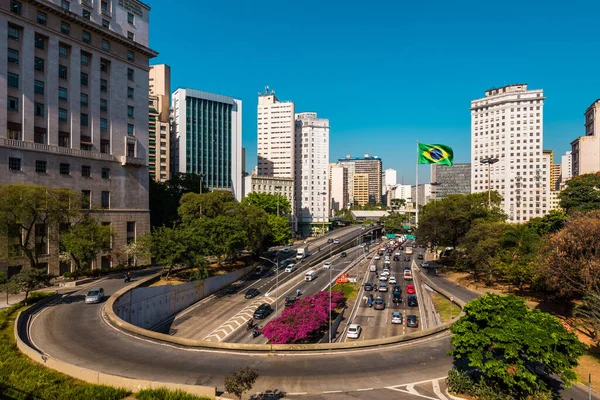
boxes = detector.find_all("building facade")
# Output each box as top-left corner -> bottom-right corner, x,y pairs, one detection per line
430,163 -> 471,200
329,163 -> 347,213
294,112 -> 329,236
561,150 -> 572,186
1,0 -> 157,275
411,183 -> 432,206
248,175 -> 294,211
148,64 -> 170,182
571,99 -> 600,177
171,88 -> 242,201
337,154 -> 382,206
471,84 -> 549,222
549,190 -> 561,211
353,173 -> 369,206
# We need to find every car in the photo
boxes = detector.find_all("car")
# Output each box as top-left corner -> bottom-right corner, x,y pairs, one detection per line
403,265 -> 411,271
323,261 -> 333,269
394,252 -> 401,256
379,274 -> 388,281
361,226 -> 366,230
388,276 -> 397,284
421,261 -> 430,268
374,255 -> 381,260
244,288 -> 260,299
393,255 -> 400,261
393,284 -> 402,292
406,284 -> 416,294
253,303 -> 273,319
85,288 -> 104,304
382,268 -> 390,274
223,285 -> 238,295
284,297 -> 297,307
391,311 -> 403,324
404,270 -> 413,280
364,282 -> 374,291
408,295 -> 418,307
347,323 -> 362,339
333,239 -> 340,244
384,260 -> 391,265
283,248 -> 290,253
418,254 -> 424,260
378,283 -> 388,292
405,256 -> 411,262
381,271 -> 390,278
374,297 -> 385,310
327,238 -> 333,243
406,314 -> 419,327
284,264 -> 296,272
340,252 -> 347,258
392,290 -> 402,304
399,246 -> 404,250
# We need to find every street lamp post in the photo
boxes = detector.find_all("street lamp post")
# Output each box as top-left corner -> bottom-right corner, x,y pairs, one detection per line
319,192 -> 327,236
274,186 -> 282,216
259,255 -> 279,316
480,157 -> 499,207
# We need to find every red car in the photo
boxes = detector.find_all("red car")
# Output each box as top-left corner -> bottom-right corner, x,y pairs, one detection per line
406,284 -> 416,294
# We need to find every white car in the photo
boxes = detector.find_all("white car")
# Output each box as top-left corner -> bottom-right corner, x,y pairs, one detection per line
395,252 -> 401,256
284,264 -> 296,273
388,276 -> 397,284
374,255 -> 381,260
404,270 -> 413,280
379,274 -> 388,281
421,261 -> 430,268
391,311 -> 403,324
323,261 -> 332,269
382,268 -> 390,275
333,239 -> 340,244
347,324 -> 362,339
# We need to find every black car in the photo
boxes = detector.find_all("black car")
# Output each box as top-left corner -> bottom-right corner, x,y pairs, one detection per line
253,303 -> 273,319
393,284 -> 402,292
399,246 -> 404,250
364,282 -> 374,291
408,295 -> 418,307
284,297 -> 297,307
374,297 -> 385,310
393,255 -> 400,261
418,254 -> 424,260
244,288 -> 260,299
403,265 -> 411,271
406,314 -> 419,328
405,256 -> 411,262
340,252 -> 347,258
327,238 -> 333,243
392,290 -> 402,304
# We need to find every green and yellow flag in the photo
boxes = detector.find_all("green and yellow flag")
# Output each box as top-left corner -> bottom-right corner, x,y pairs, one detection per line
417,143 -> 454,166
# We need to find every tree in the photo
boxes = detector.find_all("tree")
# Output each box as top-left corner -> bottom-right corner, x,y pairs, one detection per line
0,184 -> 82,270
559,172 -> 600,214
60,217 -> 112,274
8,268 -> 52,305
460,222 -> 507,285
267,214 -> 292,246
573,291 -> 600,343
190,216 -> 247,262
449,293 -> 586,398
235,204 -> 271,256
178,190 -> 237,223
241,192 -> 291,216
0,272 -> 18,306
379,212 -> 407,233
224,366 -> 259,400
526,210 -> 567,236
499,224 -> 539,290
149,226 -> 206,279
390,198 -> 406,210
149,173 -> 209,228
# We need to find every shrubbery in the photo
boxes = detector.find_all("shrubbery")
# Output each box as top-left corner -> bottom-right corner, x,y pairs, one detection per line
262,291 -> 345,344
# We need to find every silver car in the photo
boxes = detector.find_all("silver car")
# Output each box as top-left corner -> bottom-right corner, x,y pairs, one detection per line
85,288 -> 104,304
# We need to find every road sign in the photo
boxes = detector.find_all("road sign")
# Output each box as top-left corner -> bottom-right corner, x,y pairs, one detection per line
450,296 -> 454,302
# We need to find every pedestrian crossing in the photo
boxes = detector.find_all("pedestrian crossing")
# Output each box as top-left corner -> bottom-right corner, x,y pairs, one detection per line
202,296 -> 274,342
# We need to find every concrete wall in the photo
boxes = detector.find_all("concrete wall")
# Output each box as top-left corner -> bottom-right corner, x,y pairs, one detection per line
114,264 -> 255,330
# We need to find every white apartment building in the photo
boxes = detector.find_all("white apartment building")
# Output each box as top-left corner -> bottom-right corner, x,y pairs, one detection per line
1,0 -> 156,276
471,84 -> 549,222
571,100 -> 600,177
329,163 -> 347,213
561,150 -> 572,186
257,88 -> 295,178
384,168 -> 397,186
295,112 -> 329,236
171,89 -> 242,201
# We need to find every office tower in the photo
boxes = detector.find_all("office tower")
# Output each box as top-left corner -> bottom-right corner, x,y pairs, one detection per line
329,163 -> 348,212
571,100 -> 600,177
1,0 -> 157,275
561,150 -> 572,187
542,150 -> 562,191
430,163 -> 471,200
295,112 -> 329,236
383,168 -> 397,186
353,173 -> 369,206
411,184 -> 432,206
471,84 -> 549,222
148,64 -> 170,182
337,154 -> 382,206
257,88 -> 295,178
171,89 -> 242,201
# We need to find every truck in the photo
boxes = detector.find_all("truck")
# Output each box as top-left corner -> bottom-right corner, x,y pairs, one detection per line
296,245 -> 309,260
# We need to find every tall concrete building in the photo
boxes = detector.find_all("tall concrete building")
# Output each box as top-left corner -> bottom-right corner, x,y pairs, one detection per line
571,99 -> 600,177
411,183 -> 432,206
148,64 -> 170,181
257,88 -> 295,178
430,163 -> 471,200
471,84 -> 549,222
543,150 -> 562,191
383,168 -> 397,186
171,89 -> 242,201
295,112 -> 329,236
329,163 -> 347,213
1,0 -> 157,275
561,150 -> 572,186
353,173 -> 369,206
337,154 -> 382,206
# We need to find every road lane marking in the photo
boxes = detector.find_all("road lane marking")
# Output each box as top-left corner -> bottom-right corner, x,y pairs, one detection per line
386,387 -> 439,400
323,390 -> 343,394
433,379 -> 449,400
357,387 -> 373,391
287,392 -> 307,396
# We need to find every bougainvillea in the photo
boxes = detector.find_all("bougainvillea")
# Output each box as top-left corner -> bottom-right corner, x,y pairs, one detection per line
262,290 -> 345,344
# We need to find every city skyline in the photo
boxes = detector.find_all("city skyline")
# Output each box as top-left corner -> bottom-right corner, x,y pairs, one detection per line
148,0 -> 600,183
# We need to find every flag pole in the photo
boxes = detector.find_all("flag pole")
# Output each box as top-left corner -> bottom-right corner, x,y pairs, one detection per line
416,141 -> 419,228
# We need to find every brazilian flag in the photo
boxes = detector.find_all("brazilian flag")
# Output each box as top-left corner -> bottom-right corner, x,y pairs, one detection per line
417,143 -> 454,166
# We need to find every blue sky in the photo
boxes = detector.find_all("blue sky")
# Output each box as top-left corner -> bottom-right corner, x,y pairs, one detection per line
148,0 -> 599,184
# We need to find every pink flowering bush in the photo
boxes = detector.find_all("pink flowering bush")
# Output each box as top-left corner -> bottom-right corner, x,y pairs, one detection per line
262,290 -> 345,344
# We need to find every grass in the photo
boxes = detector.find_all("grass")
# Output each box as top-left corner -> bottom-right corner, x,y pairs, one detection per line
332,282 -> 359,302
430,292 -> 458,323
0,292 -> 214,400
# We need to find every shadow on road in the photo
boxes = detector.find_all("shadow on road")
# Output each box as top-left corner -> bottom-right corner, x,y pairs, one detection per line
250,389 -> 286,399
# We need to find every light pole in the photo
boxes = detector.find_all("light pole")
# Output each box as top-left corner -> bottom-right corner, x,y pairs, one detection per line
259,255 -> 279,315
274,186 -> 282,216
480,157 -> 499,207
329,247 -> 333,344
319,191 -> 327,236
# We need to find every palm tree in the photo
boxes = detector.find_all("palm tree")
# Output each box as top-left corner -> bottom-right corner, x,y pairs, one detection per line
390,198 -> 406,211
500,224 -> 539,290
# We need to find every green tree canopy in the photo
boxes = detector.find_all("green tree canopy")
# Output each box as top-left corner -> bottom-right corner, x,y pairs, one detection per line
178,190 -> 237,223
267,214 -> 292,246
380,212 -> 407,234
449,293 -> 586,398
241,192 -> 291,216
559,172 -> 600,214
149,226 -> 207,279
460,221 -> 508,285
234,204 -> 271,256
8,268 -> 52,304
390,198 -> 406,210
60,217 -> 112,273
526,209 -> 567,236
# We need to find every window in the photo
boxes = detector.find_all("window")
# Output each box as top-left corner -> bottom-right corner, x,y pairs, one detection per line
101,168 -> 110,179
80,113 -> 89,126
59,44 -> 69,57
127,68 -> 134,81
35,34 -> 45,49
100,59 -> 108,72
59,163 -> 70,174
82,9 -> 91,20
35,160 -> 47,173
127,87 -> 134,98
100,118 -> 108,131
100,140 -> 109,154
127,124 -> 134,135
8,48 -> 19,64
8,73 -> 19,88
59,65 -> 68,79
100,79 -> 107,92
82,31 -> 91,43
81,52 -> 90,65
101,191 -> 110,209
80,93 -> 88,106
81,191 -> 91,209
9,157 -> 21,171
126,221 -> 135,243
127,31 -> 134,40
81,165 -> 91,177
11,0 -> 21,15
127,50 -> 134,61
101,0 -> 109,13
127,12 -> 134,24
127,106 -> 134,118
102,39 -> 110,51
58,87 -> 67,100
8,24 -> 20,40
80,72 -> 88,86
37,11 -> 47,25
61,0 -> 70,10
8,129 -> 20,140
7,97 -> 18,111
34,57 -> 44,71
102,19 -> 110,28
100,99 -> 107,112
60,21 -> 71,35
58,108 -> 67,121
34,103 -> 44,117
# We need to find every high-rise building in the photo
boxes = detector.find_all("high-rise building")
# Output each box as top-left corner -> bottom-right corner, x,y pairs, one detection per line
411,184 -> 432,206
471,84 -> 549,222
0,0 -> 157,275
571,99 -> 600,177
295,112 -> 329,236
561,150 -> 572,186
257,88 -> 295,178
171,89 -> 242,200
148,64 -> 170,182
337,154 -> 382,205
383,168 -> 397,186
329,163 -> 347,213
543,150 -> 562,191
353,173 -> 369,206
430,163 -> 471,200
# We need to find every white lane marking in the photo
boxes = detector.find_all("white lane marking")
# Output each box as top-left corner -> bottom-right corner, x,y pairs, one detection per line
323,390 -> 343,394
357,387 -> 373,391
202,297 -> 273,341
287,392 -> 307,396
407,384 -> 419,394
432,379 -> 449,400
386,387 -> 439,400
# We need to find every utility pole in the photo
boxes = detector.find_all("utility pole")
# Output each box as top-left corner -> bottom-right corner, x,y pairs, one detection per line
480,158 -> 499,207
